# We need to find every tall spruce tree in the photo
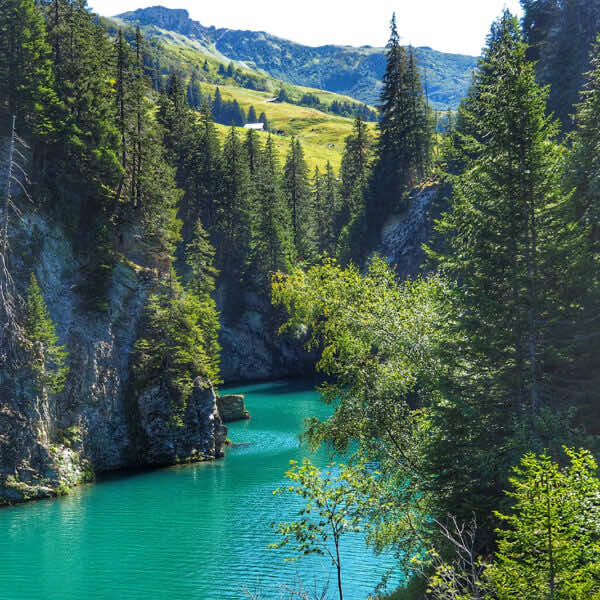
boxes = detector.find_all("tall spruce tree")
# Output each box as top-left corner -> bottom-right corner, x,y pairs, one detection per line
249,135 -> 295,284
181,101 -> 223,236
367,14 -> 430,242
23,273 -> 68,395
425,11 -> 595,537
338,115 -> 372,237
218,125 -> 252,284
0,0 -> 58,142
284,138 -> 316,262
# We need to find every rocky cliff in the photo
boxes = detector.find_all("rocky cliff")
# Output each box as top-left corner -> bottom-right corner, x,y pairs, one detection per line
379,185 -> 446,278
0,208 -> 229,505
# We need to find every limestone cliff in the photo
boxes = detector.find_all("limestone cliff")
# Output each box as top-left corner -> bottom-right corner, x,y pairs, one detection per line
379,185 -> 446,278
0,210 -> 227,505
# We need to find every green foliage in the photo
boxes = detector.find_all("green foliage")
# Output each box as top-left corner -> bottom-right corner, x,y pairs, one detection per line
522,0 -> 600,131
367,16 -> 432,243
186,219 -> 218,295
0,0 -> 58,139
248,135 -> 295,284
270,458 -> 386,600
336,115 -> 373,264
133,273 -> 221,423
217,125 -> 252,282
487,448 -> 600,600
23,273 -> 68,395
424,10 -> 598,536
284,138 -> 316,263
272,256 -> 448,562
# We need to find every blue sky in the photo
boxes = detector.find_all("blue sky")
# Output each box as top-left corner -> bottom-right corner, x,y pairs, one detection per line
89,0 -> 524,56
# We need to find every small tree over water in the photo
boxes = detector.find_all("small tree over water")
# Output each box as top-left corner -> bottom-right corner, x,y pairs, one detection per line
269,459 -> 384,600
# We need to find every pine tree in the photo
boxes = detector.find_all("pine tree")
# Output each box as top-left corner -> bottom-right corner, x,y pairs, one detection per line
312,166 -> 326,252
244,127 -> 261,176
213,87 -> 223,122
44,0 -> 121,199
367,14 -> 430,241
570,38 -> 600,236
23,273 -> 68,395
338,115 -> 372,235
182,101 -> 223,235
425,11 -> 595,535
0,0 -> 58,141
133,271 -> 221,423
249,135 -> 295,283
258,111 -> 269,131
218,125 -> 252,282
284,139 -> 316,262
186,219 -> 219,295
247,105 -> 257,123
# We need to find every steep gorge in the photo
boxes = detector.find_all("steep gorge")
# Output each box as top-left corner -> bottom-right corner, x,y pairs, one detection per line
0,159 -> 436,507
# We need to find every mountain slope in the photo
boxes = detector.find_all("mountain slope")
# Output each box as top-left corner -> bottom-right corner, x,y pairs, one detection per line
115,6 -> 478,110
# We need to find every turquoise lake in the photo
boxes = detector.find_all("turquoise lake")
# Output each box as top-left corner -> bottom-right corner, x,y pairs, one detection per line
0,380 -> 399,599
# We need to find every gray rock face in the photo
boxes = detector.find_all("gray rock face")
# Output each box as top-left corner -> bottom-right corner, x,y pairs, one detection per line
218,289 -> 314,383
379,186 -> 445,278
0,209 -> 227,505
217,394 -> 249,423
134,378 -> 227,465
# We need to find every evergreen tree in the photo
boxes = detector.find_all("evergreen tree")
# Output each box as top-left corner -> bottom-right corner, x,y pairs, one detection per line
187,70 -> 202,109
312,166 -> 326,252
247,105 -> 257,123
487,449 -> 600,599
244,127 -> 261,176
258,111 -> 269,131
284,138 -> 316,262
231,99 -> 245,126
0,0 -> 58,141
44,0 -> 121,200
23,273 -> 68,395
338,115 -> 372,235
218,125 -> 252,283
186,219 -> 219,295
426,11 -> 595,536
182,101 -> 223,235
522,0 -> 600,130
212,87 -> 223,122
249,135 -> 295,283
133,271 -> 221,425
569,38 -> 600,237
367,14 -> 430,241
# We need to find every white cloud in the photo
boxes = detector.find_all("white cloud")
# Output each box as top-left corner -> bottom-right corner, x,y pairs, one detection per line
90,0 -> 524,56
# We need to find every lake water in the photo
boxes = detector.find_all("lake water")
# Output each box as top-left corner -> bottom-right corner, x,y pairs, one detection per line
0,380 -> 399,599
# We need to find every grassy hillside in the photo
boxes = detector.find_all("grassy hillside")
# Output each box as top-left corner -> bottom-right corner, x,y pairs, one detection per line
206,84 -> 377,171
103,16 -> 378,172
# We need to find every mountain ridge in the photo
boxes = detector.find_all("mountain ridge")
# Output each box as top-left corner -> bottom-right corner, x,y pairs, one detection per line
115,5 -> 479,110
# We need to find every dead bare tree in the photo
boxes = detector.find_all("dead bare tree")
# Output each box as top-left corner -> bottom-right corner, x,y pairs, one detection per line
420,517 -> 491,600
1,115 -> 32,365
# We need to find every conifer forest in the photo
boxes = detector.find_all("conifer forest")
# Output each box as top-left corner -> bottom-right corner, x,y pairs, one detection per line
1,1 -> 600,599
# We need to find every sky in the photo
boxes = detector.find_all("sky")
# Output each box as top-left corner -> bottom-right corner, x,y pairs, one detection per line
89,0 -> 524,56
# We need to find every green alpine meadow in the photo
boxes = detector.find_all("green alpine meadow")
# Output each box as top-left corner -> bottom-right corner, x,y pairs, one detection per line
1,0 -> 600,598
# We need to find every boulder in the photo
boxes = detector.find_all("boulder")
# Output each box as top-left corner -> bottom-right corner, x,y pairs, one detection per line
217,394 -> 250,423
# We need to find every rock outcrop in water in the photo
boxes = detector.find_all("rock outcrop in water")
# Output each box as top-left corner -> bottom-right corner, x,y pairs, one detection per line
217,394 -> 250,423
